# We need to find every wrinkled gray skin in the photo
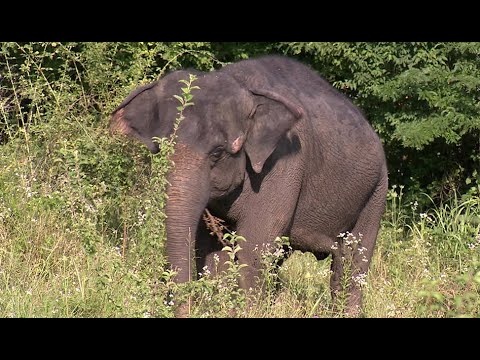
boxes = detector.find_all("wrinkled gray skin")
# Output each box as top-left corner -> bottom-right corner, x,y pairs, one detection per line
110,55 -> 388,316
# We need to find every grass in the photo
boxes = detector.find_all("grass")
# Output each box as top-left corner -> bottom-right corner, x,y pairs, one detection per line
1,171 -> 479,318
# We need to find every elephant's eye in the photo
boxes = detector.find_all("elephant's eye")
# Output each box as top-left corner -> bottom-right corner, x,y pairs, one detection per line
210,146 -> 225,160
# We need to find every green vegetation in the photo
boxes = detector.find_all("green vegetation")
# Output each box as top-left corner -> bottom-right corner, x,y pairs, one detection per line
1,42 -> 479,317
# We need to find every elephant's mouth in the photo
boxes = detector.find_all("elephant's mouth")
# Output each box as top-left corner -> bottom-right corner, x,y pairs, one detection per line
210,188 -> 230,199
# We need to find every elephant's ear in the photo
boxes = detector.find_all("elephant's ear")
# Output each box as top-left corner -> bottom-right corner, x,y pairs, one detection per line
245,88 -> 304,173
109,81 -> 163,153
111,81 -> 158,115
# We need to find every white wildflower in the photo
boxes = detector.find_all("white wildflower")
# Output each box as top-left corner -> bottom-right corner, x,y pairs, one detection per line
201,265 -> 211,277
353,272 -> 368,287
358,246 -> 367,254
273,247 -> 285,258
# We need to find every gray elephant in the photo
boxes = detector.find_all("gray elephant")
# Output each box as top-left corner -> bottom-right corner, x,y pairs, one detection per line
109,55 -> 388,316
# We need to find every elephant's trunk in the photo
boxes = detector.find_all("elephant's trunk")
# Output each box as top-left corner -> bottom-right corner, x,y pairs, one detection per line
165,143 -> 210,284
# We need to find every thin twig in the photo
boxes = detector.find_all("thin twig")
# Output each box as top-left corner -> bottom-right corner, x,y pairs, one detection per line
203,208 -> 230,247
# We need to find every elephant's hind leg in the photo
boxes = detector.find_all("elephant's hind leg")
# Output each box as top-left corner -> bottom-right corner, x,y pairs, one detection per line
334,165 -> 388,316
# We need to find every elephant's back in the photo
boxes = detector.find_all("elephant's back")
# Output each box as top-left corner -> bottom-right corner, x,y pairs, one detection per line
222,55 -> 338,99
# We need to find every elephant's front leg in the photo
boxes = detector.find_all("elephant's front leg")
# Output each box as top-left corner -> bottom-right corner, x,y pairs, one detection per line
233,222 -> 289,293
232,179 -> 301,294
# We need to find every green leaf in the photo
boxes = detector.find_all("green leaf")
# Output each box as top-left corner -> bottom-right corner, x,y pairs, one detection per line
173,94 -> 184,105
232,246 -> 243,254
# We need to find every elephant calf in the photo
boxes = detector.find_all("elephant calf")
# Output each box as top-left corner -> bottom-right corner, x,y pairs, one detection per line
109,55 -> 388,316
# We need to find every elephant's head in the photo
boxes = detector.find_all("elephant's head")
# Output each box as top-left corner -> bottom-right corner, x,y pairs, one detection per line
110,69 -> 304,283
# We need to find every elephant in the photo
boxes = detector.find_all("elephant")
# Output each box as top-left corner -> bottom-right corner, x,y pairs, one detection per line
109,55 -> 388,316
